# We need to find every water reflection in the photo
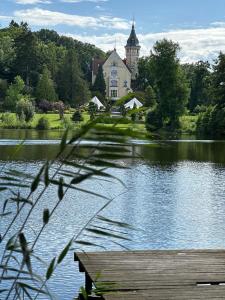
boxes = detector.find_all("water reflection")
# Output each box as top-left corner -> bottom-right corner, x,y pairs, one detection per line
1,132 -> 225,299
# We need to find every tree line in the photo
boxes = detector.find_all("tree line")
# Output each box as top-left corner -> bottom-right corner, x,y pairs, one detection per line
1,21 -> 225,136
0,21 -> 105,115
135,39 -> 225,136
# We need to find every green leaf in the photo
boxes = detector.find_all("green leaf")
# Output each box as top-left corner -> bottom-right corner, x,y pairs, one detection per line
17,282 -> 48,295
70,173 -> 93,185
30,165 -> 44,193
0,212 -> 12,217
44,162 -> 49,187
75,241 -> 105,249
19,233 -> 27,251
57,240 -> 72,264
88,159 -> 127,169
86,228 -> 131,241
46,257 -> 56,280
80,286 -> 88,300
60,128 -> 68,153
43,209 -> 50,225
58,177 -> 64,200
97,215 -> 134,229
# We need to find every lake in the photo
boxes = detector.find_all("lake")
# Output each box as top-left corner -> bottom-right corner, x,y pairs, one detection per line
1,129 -> 225,299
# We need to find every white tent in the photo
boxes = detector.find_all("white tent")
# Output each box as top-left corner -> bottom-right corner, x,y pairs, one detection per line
124,98 -> 143,109
91,96 -> 105,109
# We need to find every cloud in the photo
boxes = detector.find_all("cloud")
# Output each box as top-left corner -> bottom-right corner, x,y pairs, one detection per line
66,24 -> 225,63
15,0 -> 52,4
61,0 -> 108,2
7,8 -> 130,30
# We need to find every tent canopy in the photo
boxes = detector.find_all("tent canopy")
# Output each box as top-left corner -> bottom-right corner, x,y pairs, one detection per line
91,96 -> 105,109
124,98 -> 143,109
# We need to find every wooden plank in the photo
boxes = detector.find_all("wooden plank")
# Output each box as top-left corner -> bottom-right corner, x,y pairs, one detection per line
75,250 -> 225,299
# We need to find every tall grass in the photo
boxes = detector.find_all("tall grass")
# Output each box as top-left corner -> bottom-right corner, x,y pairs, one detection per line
0,113 -> 146,299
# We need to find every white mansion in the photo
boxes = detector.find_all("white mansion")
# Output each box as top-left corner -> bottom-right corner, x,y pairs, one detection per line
92,24 -> 141,100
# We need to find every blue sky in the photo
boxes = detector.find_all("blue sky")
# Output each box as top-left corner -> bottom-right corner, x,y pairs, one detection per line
1,0 -> 225,62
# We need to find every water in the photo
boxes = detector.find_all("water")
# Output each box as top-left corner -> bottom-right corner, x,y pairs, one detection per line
1,129 -> 225,299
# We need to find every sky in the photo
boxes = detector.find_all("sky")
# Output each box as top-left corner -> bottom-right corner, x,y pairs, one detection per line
1,0 -> 225,62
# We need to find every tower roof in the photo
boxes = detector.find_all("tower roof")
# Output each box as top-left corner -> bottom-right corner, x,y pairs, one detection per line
126,24 -> 140,47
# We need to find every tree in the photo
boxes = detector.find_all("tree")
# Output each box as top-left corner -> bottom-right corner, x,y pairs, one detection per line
135,57 -> 154,91
92,65 -> 106,98
0,34 -> 16,79
16,98 -> 35,122
150,39 -> 189,128
4,76 -> 25,111
57,49 -> 90,107
144,85 -> 157,107
183,61 -> 212,111
0,79 -> 8,103
36,66 -> 58,102
12,25 -> 40,86
211,52 -> 225,106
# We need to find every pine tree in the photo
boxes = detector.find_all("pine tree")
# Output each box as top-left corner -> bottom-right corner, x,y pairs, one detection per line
58,49 -> 90,107
36,66 -> 58,102
92,65 -> 106,98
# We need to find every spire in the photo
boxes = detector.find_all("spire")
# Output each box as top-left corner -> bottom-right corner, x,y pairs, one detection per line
126,23 -> 139,47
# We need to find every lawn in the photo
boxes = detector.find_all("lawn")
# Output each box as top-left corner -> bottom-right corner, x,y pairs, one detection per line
0,112 -> 90,129
0,112 -> 198,135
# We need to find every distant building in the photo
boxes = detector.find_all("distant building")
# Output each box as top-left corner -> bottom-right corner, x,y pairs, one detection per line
92,23 -> 141,100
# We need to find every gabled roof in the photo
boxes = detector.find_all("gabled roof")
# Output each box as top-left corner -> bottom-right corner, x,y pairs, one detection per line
92,49 -> 132,75
126,24 -> 140,48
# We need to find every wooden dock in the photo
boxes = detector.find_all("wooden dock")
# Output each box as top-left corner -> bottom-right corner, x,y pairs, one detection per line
75,250 -> 225,299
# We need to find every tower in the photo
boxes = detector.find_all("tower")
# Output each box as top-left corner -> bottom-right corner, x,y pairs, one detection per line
125,23 -> 141,80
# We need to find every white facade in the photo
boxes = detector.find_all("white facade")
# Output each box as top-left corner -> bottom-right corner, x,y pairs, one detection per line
103,50 -> 132,100
92,24 -> 140,100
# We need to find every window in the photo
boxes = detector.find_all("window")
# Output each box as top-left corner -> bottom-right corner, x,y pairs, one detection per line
124,80 -> 128,88
111,90 -> 118,98
111,69 -> 118,77
111,80 -> 118,87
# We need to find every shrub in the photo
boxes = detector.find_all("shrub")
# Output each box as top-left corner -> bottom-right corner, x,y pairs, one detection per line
38,99 -> 53,113
36,116 -> 50,130
0,112 -> 15,127
16,99 -> 35,122
146,108 -> 163,131
197,105 -> 225,137
71,110 -> 83,123
88,102 -> 98,120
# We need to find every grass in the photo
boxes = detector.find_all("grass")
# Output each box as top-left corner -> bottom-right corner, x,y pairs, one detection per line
0,112 -> 199,136
0,112 -> 90,130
